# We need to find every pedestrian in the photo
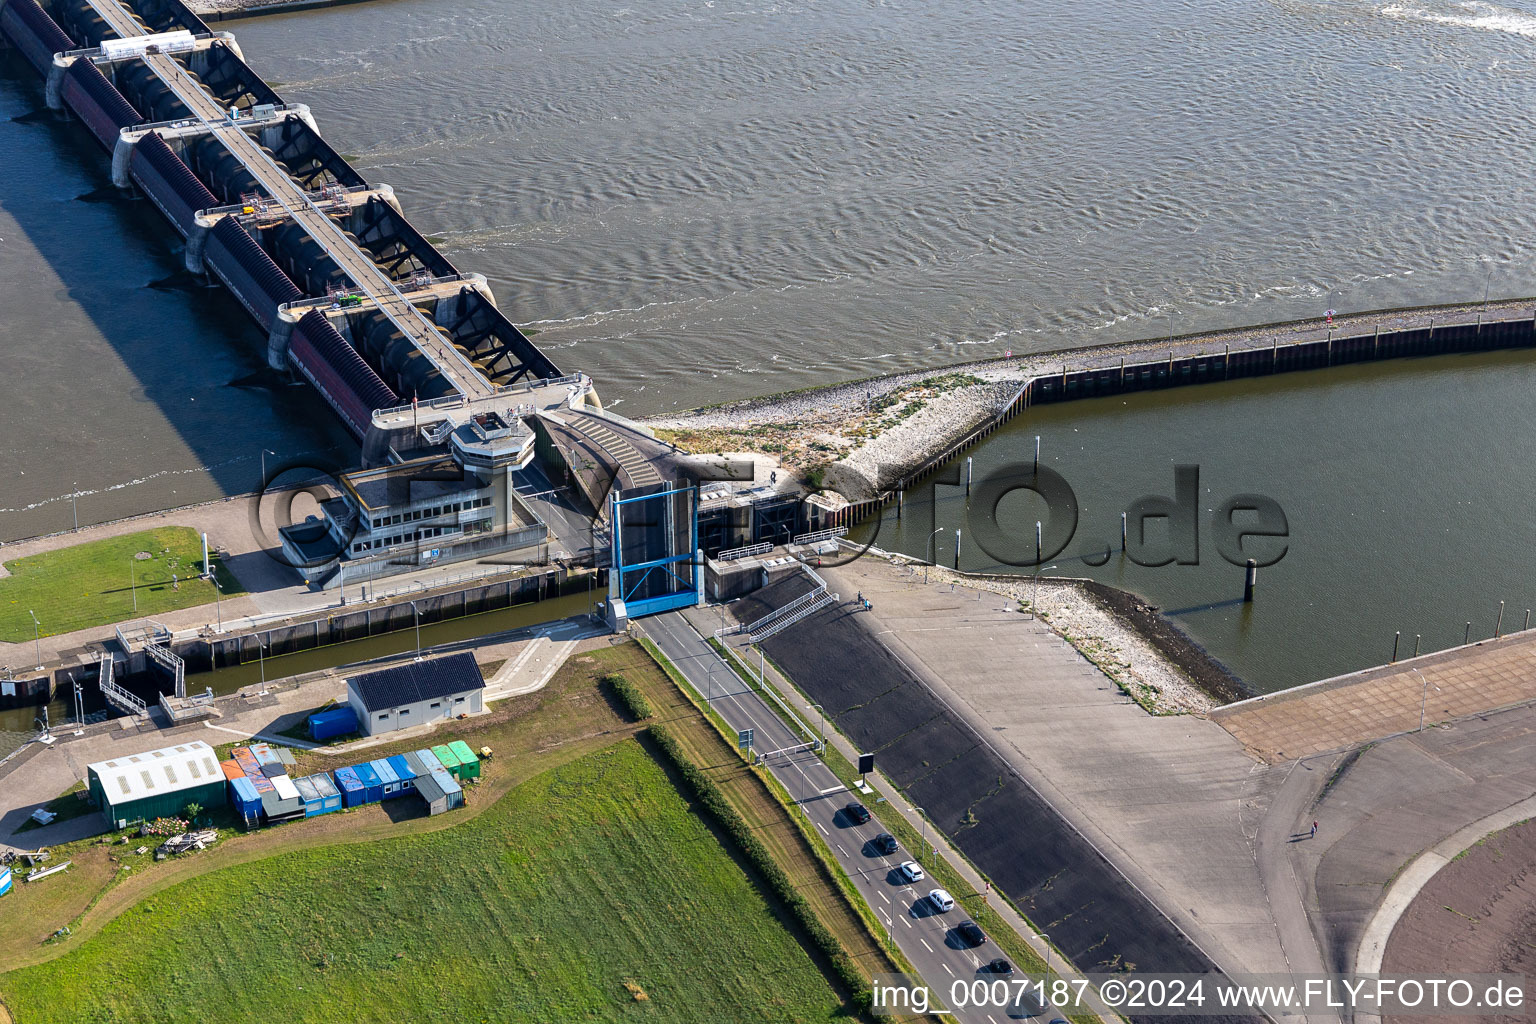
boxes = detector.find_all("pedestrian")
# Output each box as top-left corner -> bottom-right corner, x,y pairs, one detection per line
1311,820 -> 1317,839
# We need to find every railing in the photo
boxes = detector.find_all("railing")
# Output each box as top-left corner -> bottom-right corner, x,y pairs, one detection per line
144,637 -> 186,699
717,541 -> 771,562
751,591 -> 839,641
791,526 -> 846,546
98,654 -> 148,718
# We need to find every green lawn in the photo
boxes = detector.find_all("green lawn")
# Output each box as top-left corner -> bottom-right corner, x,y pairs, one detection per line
0,741 -> 843,1023
0,527 -> 239,641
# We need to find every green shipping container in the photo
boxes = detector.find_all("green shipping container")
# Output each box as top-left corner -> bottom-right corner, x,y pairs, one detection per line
447,740 -> 480,779
430,744 -> 463,780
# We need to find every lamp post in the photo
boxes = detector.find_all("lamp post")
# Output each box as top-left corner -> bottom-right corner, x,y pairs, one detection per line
71,483 -> 79,532
925,528 -> 944,584
210,574 -> 223,632
914,805 -> 931,858
28,610 -> 42,671
1412,667 -> 1439,732
1032,564 -> 1058,615
411,600 -> 423,661
257,636 -> 267,688
807,702 -> 826,749
1035,932 -> 1051,976
130,556 -> 138,614
260,448 -> 276,487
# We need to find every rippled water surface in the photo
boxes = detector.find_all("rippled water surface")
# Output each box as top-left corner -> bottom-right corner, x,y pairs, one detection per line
5,0 -> 1536,535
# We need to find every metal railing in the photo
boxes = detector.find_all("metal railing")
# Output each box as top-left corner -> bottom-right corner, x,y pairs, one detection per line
791,526 -> 846,546
717,541 -> 772,562
751,591 -> 839,641
98,654 -> 148,717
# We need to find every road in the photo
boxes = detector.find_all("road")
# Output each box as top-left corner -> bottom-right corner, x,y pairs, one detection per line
640,610 -> 1025,1024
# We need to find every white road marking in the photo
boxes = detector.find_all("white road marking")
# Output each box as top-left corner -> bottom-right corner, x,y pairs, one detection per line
878,891 -> 890,905
921,938 -> 933,952
815,822 -> 828,836
835,843 -> 848,857
942,963 -> 954,976
902,916 -> 912,928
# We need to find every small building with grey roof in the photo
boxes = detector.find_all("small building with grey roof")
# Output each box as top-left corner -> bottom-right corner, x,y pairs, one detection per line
346,651 -> 486,736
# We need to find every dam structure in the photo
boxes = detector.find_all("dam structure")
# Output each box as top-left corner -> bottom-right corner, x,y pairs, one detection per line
0,0 -> 705,587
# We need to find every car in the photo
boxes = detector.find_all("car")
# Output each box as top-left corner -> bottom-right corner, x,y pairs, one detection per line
988,957 -> 1014,975
928,888 -> 955,912
844,802 -> 871,825
872,832 -> 898,855
956,919 -> 986,946
897,860 -> 925,883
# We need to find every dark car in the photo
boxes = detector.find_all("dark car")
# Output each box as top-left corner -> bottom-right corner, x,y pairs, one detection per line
956,919 -> 987,947
988,957 -> 1014,976
872,832 -> 898,854
844,802 -> 871,825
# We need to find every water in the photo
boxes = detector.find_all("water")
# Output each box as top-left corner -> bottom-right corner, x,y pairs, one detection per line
879,348 -> 1536,692
5,0 -> 1536,541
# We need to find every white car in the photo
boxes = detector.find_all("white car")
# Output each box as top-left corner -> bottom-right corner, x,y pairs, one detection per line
928,888 -> 955,912
898,860 -> 925,883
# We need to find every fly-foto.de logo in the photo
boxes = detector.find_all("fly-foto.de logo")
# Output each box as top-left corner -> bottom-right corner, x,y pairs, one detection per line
918,462 -> 1289,569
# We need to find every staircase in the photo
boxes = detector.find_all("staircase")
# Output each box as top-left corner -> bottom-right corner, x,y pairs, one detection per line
144,635 -> 186,699
97,654 -> 147,718
751,591 -> 839,641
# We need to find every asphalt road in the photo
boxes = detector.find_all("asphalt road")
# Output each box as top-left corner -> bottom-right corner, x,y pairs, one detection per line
642,610 -> 1023,1024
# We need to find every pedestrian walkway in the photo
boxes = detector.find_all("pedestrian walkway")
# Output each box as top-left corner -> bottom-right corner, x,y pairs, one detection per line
1211,630 -> 1536,763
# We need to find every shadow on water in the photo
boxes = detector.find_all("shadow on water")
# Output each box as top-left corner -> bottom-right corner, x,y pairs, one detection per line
0,54 -> 355,541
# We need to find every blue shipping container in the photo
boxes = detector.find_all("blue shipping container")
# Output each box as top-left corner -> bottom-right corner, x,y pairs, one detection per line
413,749 -> 444,773
307,706 -> 359,742
230,776 -> 262,823
250,743 -> 281,767
386,754 -> 416,792
371,758 -> 404,799
308,772 -> 343,814
333,767 -> 365,808
293,775 -> 325,817
352,761 -> 383,803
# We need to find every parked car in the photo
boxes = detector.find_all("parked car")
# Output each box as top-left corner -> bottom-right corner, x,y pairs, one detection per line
897,860 -> 925,883
988,957 -> 1014,975
844,802 -> 871,825
872,832 -> 898,855
929,888 -> 955,912
956,919 -> 986,946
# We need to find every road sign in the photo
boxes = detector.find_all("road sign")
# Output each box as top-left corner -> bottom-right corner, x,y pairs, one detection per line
857,753 -> 875,775
738,728 -> 754,751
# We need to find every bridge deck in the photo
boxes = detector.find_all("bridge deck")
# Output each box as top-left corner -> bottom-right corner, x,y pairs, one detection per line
85,0 -> 493,399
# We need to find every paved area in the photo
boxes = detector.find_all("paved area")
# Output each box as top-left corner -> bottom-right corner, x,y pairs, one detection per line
1210,630 -> 1536,763
813,559 -> 1309,982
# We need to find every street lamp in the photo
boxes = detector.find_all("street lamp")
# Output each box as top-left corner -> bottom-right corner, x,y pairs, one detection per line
71,483 -> 79,532
260,448 -> 276,487
925,528 -> 944,584
28,609 -> 42,671
1032,564 -> 1058,615
209,574 -> 223,632
256,636 -> 267,688
807,702 -> 826,749
130,556 -> 138,614
1412,667 -> 1439,732
913,805 -> 931,858
411,600 -> 423,662
1035,931 -> 1051,976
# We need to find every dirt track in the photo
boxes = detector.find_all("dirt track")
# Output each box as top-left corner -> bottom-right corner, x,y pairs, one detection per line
1382,817 -> 1536,1024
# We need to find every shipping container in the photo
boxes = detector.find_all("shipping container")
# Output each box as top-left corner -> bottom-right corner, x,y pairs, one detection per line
308,772 -> 343,814
431,766 -> 465,810
370,758 -> 404,799
260,763 -> 287,779
307,706 -> 359,742
332,767 -> 365,808
352,762 -> 383,803
250,743 -> 281,767
414,766 -> 463,816
260,789 -> 304,823
220,759 -> 244,782
447,741 -> 480,780
386,754 -> 416,792
229,776 -> 262,824
431,744 -> 462,780
271,775 -> 301,802
249,774 -> 275,795
413,749 -> 443,773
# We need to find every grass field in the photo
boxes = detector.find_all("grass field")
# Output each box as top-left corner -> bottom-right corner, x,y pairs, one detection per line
0,527 -> 240,641
0,740 -> 843,1023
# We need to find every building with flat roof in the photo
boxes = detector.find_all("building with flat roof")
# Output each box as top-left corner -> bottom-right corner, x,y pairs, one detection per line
86,740 -> 228,828
347,651 -> 486,736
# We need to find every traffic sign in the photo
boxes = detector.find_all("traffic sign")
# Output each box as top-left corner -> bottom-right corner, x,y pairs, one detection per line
738,728 -> 754,750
